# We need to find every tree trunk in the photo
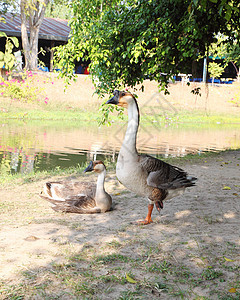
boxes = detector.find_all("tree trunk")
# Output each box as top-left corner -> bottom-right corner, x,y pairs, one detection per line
230,61 -> 239,81
50,40 -> 55,72
20,0 -> 49,71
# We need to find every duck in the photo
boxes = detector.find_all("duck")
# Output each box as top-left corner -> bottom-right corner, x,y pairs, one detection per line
107,90 -> 197,224
40,160 -> 112,213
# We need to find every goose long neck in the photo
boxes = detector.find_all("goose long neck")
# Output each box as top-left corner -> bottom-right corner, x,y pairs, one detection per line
95,169 -> 106,197
122,99 -> 139,154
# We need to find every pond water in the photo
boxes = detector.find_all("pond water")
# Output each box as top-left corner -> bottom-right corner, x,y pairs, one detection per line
0,120 -> 240,174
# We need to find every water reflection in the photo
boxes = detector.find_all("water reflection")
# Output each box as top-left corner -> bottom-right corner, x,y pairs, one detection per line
0,120 -> 240,174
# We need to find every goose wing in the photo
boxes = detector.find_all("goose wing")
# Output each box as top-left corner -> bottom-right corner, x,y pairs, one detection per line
40,193 -> 100,213
140,155 -> 196,190
43,181 -> 96,200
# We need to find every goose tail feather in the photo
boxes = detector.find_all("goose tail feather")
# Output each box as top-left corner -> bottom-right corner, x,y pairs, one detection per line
155,176 -> 197,190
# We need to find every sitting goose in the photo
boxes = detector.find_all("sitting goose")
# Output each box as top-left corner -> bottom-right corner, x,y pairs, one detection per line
107,90 -> 197,224
40,160 -> 112,213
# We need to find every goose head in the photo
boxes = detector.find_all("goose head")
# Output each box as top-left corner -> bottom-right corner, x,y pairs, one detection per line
106,90 -> 135,108
84,160 -> 106,174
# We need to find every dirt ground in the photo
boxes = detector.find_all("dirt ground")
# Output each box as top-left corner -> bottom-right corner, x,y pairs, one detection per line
0,150 -> 239,299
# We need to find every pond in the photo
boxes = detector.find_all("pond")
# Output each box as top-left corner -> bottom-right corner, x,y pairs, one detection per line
0,119 -> 240,174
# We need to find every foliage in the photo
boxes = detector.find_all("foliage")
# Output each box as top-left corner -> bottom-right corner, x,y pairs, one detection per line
194,0 -> 239,23
208,34 -> 228,59
44,0 -> 72,19
54,0 -> 240,98
0,32 -> 19,71
225,42 -> 240,78
208,62 -> 225,79
208,34 -> 239,78
0,0 -> 19,14
226,43 -> 240,66
0,71 -> 49,103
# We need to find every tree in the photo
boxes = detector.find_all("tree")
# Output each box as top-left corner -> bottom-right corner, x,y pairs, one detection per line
225,43 -> 240,80
45,0 -> 72,19
20,0 -> 50,70
0,32 -> 19,71
208,34 -> 240,80
2,0 -> 70,71
208,62 -> 225,84
54,0 -> 240,96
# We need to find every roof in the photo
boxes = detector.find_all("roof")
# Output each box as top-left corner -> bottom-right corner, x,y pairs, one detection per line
0,12 -> 70,41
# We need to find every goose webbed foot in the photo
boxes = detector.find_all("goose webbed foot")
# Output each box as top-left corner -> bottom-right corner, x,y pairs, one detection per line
135,217 -> 153,225
131,204 -> 154,225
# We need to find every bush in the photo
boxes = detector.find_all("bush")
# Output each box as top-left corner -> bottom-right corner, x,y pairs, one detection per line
0,71 -> 49,104
208,62 -> 225,80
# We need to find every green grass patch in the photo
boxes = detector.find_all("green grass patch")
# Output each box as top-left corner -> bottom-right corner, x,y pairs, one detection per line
141,108 -> 240,127
147,260 -> 172,274
0,162 -> 86,186
94,253 -> 130,264
1,95 -> 240,126
201,266 -> 223,281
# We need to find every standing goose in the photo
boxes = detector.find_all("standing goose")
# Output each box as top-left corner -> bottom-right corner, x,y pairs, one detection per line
40,160 -> 112,213
107,90 -> 197,224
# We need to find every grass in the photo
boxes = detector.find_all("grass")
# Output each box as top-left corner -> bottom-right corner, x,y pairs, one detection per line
0,101 -> 98,123
0,163 -> 85,186
1,95 -> 240,126
1,237 -> 239,299
141,109 -> 240,128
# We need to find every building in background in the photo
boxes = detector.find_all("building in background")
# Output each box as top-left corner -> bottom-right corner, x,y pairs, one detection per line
0,12 -> 70,72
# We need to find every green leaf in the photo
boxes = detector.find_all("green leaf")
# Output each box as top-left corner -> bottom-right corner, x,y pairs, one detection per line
0,31 -> 7,38
224,256 -> 234,262
9,37 -> 19,48
222,186 -> 231,190
0,51 -> 4,61
126,273 -> 137,284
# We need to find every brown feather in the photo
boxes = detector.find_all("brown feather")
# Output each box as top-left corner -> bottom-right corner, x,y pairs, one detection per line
140,154 -> 197,190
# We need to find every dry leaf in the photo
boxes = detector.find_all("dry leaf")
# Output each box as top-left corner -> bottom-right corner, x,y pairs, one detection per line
228,287 -> 236,293
24,235 -> 39,241
222,186 -> 231,190
233,193 -> 239,196
126,273 -> 137,284
224,256 -> 234,262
